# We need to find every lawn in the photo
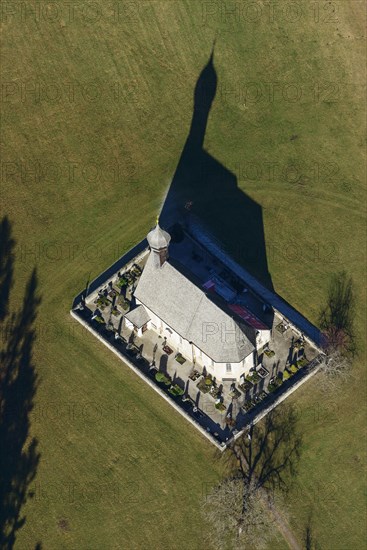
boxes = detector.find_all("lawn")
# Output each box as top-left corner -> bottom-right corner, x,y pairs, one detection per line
1,1 -> 366,548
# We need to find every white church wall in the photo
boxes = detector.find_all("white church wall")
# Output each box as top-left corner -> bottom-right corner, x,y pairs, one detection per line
179,339 -> 193,361
124,318 -> 134,331
256,328 -> 271,349
134,301 -> 194,361
134,301 -> 256,381
211,353 -> 254,382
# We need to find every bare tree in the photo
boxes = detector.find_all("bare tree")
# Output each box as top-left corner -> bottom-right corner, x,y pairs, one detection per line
202,477 -> 273,549
202,405 -> 302,549
317,349 -> 352,390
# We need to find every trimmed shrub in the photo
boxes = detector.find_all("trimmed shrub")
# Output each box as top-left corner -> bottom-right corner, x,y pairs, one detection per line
117,277 -> 128,288
168,384 -> 184,397
155,372 -> 171,385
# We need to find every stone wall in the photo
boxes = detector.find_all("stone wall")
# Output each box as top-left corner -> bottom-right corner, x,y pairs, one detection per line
232,354 -> 325,444
70,310 -> 225,451
86,247 -> 149,305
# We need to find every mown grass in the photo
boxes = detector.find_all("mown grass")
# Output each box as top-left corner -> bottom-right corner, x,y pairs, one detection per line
1,1 -> 366,548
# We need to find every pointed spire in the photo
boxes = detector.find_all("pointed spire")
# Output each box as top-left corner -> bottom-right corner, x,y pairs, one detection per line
147,221 -> 171,267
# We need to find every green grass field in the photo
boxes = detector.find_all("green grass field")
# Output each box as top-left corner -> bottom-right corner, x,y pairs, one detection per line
1,1 -> 366,548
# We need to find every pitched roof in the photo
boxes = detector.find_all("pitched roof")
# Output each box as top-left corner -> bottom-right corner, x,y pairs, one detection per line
124,305 -> 150,328
134,253 -> 255,362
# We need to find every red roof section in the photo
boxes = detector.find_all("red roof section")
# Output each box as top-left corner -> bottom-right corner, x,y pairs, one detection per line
228,304 -> 268,330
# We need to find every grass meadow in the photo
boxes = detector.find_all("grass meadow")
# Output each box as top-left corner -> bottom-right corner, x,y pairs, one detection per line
1,1 -> 366,548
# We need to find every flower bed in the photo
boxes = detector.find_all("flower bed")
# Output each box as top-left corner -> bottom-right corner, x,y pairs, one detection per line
229,387 -> 241,399
117,295 -> 130,310
209,386 -> 221,399
257,366 -> 269,378
267,376 -> 282,393
255,390 -> 268,403
96,296 -> 111,309
287,364 -> 298,374
116,277 -> 128,289
189,370 -> 201,381
155,372 -> 171,386
239,380 -> 253,392
242,400 -> 256,413
264,349 -> 275,358
275,322 -> 287,334
246,371 -> 261,384
94,315 -> 105,324
168,384 -> 184,397
175,353 -> 186,365
215,402 -> 226,412
131,264 -> 142,277
197,377 -> 212,393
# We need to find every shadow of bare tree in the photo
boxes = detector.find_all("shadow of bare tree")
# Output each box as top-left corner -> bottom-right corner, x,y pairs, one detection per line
303,510 -> 321,550
0,217 -> 15,323
202,404 -> 302,548
305,512 -> 313,550
0,216 -> 41,549
319,271 -> 356,356
226,403 -> 302,494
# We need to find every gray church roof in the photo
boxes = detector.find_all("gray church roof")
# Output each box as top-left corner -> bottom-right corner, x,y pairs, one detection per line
134,253 -> 256,363
124,305 -> 150,329
147,223 -> 171,250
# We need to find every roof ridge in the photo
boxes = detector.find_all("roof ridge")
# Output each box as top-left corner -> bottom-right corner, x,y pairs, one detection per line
184,290 -> 206,339
135,251 -> 255,362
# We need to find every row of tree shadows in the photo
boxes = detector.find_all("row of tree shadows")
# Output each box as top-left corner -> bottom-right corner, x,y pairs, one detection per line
0,216 -> 41,549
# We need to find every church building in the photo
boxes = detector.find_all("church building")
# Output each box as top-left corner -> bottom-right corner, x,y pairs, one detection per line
127,222 -> 271,383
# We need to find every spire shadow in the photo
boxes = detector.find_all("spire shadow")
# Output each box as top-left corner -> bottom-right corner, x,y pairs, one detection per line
160,46 -> 274,291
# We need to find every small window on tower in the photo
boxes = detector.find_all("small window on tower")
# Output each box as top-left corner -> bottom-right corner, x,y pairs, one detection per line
226,363 -> 232,373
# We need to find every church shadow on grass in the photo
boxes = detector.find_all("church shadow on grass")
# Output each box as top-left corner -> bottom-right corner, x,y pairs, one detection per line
0,216 -> 41,549
160,46 -> 274,292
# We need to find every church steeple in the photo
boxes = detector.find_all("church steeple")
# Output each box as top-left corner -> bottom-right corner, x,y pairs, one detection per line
147,218 -> 171,267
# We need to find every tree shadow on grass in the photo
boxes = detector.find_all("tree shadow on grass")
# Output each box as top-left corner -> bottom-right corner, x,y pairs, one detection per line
0,217 -> 15,323
205,404 -> 302,549
225,404 -> 302,494
303,510 -> 321,550
318,271 -> 356,356
160,46 -> 274,291
0,216 -> 41,549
